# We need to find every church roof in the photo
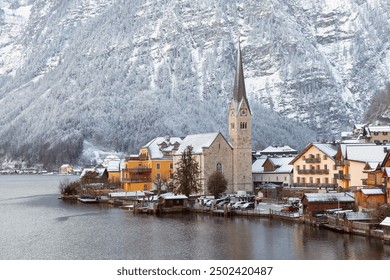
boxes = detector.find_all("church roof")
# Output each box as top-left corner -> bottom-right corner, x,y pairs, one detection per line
175,132 -> 230,155
232,42 -> 251,114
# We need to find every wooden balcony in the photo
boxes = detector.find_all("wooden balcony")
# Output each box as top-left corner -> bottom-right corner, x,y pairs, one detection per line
123,166 -> 152,174
121,177 -> 151,183
297,169 -> 329,175
334,173 -> 351,180
305,158 -> 321,163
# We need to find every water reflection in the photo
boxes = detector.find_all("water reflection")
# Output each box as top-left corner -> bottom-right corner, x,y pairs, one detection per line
1,175 -> 390,260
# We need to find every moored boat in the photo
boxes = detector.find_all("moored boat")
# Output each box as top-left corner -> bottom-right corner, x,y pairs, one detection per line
78,195 -> 98,203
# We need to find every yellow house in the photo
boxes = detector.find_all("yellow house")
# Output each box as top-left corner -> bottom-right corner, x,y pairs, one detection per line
335,143 -> 389,190
122,136 -> 183,192
107,159 -> 122,186
59,164 -> 73,174
290,143 -> 338,189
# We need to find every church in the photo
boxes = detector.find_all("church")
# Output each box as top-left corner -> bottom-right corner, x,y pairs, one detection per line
172,43 -> 253,194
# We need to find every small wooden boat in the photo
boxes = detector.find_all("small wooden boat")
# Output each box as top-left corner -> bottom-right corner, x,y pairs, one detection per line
78,195 -> 98,203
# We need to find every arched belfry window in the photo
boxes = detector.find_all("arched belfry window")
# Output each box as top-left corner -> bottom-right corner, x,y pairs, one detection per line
216,163 -> 223,173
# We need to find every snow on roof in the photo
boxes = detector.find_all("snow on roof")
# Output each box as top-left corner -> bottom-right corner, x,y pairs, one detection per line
161,193 -> 188,200
346,144 -> 389,163
80,168 -> 95,178
260,145 -> 297,154
107,159 -> 121,172
60,164 -> 71,168
367,125 -> 390,133
360,189 -> 384,195
109,191 -> 146,198
304,192 -> 355,203
252,156 -> 294,173
313,143 -> 338,158
175,132 -> 222,154
143,136 -> 183,159
345,212 -> 377,221
380,217 -> 390,227
252,158 -> 267,172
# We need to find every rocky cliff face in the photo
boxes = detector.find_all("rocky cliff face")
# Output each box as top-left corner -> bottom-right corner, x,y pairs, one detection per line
0,0 -> 389,165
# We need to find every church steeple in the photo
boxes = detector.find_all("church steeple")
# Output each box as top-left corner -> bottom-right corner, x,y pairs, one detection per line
232,41 -> 251,114
228,41 -> 253,193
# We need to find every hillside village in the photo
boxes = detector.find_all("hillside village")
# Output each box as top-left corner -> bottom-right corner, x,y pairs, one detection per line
2,44 -> 390,242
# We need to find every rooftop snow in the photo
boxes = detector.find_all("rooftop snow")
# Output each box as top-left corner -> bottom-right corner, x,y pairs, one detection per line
304,192 -> 355,203
380,217 -> 390,227
143,136 -> 183,159
346,145 -> 389,163
175,132 -> 222,155
360,189 -> 384,195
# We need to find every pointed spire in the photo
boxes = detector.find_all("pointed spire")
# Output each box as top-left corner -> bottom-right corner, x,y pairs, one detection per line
232,40 -> 251,113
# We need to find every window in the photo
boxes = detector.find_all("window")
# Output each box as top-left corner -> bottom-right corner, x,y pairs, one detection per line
231,123 -> 235,129
240,122 -> 247,129
170,163 -> 173,169
143,184 -> 148,190
156,173 -> 161,179
216,163 -> 222,173
316,178 -> 320,184
296,165 -> 300,170
323,155 -> 327,160
324,164 -> 328,170
297,177 -> 300,183
156,163 -> 161,169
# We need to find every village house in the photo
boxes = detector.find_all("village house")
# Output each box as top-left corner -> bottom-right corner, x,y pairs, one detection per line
289,143 -> 338,189
334,143 -> 390,190
354,188 -> 386,211
80,166 -> 108,185
107,158 -> 123,185
361,125 -> 390,144
59,164 -> 73,174
121,136 -> 183,192
252,155 -> 294,188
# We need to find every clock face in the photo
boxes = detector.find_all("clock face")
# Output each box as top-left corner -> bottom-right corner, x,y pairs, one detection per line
240,109 -> 247,116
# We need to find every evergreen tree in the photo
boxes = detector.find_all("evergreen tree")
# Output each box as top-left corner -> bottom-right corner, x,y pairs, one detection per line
207,171 -> 227,198
173,145 -> 201,197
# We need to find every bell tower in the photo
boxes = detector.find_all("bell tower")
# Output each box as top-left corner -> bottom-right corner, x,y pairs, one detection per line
228,42 -> 253,193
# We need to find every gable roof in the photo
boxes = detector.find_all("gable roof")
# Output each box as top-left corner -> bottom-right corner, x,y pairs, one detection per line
252,156 -> 294,174
290,143 -> 337,164
175,132 -> 231,155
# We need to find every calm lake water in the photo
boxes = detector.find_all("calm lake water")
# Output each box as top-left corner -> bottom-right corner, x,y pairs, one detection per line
1,175 -> 390,260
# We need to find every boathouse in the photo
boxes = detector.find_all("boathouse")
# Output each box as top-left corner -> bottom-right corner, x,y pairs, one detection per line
302,192 -> 355,217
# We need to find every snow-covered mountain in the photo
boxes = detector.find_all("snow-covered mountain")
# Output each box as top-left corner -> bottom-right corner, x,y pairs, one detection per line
1,0 -> 389,166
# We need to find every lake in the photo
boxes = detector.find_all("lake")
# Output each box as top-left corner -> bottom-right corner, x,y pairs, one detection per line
1,175 -> 389,260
